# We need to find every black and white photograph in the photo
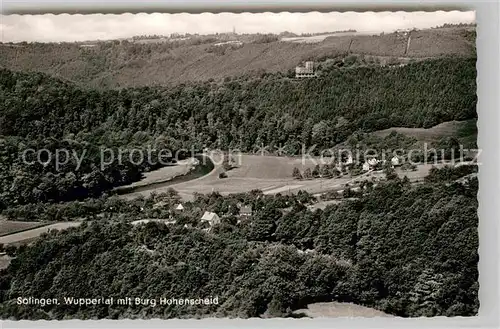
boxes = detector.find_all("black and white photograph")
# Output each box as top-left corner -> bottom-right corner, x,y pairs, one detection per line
0,9 -> 479,320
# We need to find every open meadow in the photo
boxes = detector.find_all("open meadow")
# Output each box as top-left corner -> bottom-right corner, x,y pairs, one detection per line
122,154 -> 325,200
0,222 -> 82,246
372,119 -> 477,143
0,220 -> 48,237
115,158 -> 198,190
121,154 -> 444,201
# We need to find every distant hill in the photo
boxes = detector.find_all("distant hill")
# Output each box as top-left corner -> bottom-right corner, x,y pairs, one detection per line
0,27 -> 475,88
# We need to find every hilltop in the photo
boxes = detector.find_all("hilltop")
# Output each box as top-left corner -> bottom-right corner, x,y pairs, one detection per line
0,26 -> 475,88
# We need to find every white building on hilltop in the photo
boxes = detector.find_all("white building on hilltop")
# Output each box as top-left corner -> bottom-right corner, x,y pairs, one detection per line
295,61 -> 317,78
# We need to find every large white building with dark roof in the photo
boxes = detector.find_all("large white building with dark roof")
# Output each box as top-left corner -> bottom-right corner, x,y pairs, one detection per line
295,61 -> 317,78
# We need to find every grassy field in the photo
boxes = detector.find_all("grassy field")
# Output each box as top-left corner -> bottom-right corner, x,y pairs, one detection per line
119,120 -> 470,201
122,154 -> 327,200
0,220 -> 49,237
121,154 -> 444,202
281,31 -> 376,43
115,158 -> 198,190
0,222 -> 82,245
372,119 -> 477,146
228,155 -> 321,179
407,28 -> 475,57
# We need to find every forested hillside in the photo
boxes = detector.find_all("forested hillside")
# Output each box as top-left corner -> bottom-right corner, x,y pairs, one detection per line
0,168 -> 479,319
0,26 -> 475,88
0,57 -> 477,207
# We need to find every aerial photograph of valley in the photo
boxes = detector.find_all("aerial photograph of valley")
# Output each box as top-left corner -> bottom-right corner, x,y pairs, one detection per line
0,10 -> 478,320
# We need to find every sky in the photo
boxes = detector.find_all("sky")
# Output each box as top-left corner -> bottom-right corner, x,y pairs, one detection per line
0,11 -> 475,43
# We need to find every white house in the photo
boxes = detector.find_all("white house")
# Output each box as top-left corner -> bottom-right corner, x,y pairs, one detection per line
200,212 -> 221,226
367,158 -> 379,167
391,156 -> 400,166
175,203 -> 185,211
362,162 -> 371,172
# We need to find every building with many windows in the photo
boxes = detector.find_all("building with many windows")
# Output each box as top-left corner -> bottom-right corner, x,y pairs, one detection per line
295,61 -> 317,78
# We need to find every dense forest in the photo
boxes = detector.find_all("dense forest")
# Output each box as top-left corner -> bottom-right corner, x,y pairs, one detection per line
0,57 -> 477,207
0,167 -> 479,319
0,57 -> 477,141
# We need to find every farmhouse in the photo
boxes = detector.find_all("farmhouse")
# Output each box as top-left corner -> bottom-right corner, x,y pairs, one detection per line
200,212 -> 221,226
175,203 -> 185,211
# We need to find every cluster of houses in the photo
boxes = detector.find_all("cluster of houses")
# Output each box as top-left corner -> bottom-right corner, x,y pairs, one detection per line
331,154 -> 401,173
134,201 -> 253,233
361,155 -> 400,172
200,204 -> 253,231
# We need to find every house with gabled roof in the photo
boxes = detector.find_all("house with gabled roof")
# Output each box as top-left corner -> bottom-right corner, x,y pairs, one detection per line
200,211 -> 221,226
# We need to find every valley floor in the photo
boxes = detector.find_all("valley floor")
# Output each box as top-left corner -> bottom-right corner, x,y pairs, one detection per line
121,155 -> 448,201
